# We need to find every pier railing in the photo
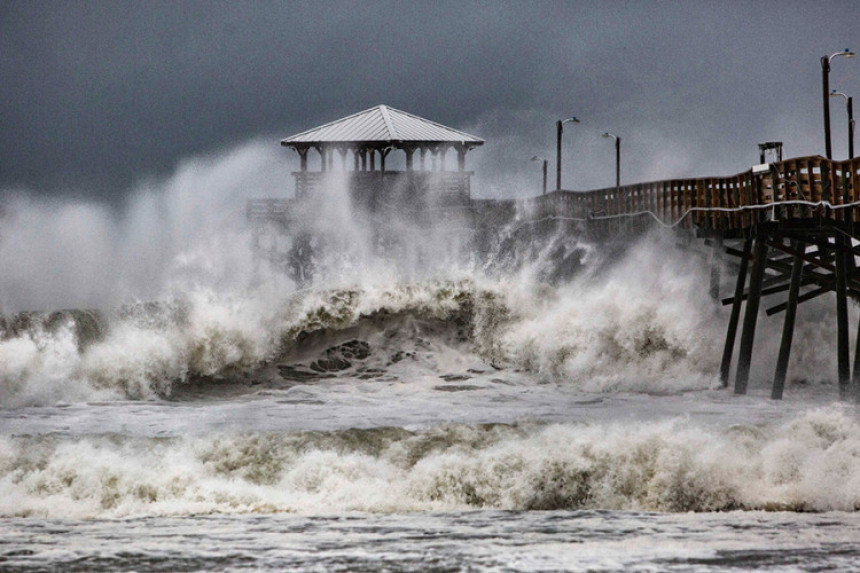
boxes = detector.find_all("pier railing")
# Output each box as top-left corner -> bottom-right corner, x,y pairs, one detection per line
521,155 -> 860,232
248,156 -> 860,233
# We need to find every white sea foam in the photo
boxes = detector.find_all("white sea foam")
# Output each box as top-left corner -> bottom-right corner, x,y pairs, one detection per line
2,407 -> 859,518
0,140 -> 853,405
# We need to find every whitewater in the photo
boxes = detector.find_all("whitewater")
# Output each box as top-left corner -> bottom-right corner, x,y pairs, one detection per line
2,141 -> 860,571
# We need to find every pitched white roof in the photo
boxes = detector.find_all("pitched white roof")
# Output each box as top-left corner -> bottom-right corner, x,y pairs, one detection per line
281,105 -> 484,146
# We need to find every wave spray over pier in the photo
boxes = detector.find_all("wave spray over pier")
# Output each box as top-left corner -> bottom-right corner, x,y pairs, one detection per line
4,42 -> 860,573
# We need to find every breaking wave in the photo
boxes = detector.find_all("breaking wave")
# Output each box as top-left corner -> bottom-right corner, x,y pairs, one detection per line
3,407 -> 860,518
0,142 -> 848,405
0,229 -> 848,405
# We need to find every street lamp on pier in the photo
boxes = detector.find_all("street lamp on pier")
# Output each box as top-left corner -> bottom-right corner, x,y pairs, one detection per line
830,90 -> 855,159
556,116 -> 580,191
821,49 -> 854,159
602,132 -> 621,188
531,155 -> 548,195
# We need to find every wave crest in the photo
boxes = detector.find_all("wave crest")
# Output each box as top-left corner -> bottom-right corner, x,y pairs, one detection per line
3,409 -> 860,518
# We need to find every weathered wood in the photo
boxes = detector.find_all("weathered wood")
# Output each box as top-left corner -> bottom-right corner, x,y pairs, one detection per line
772,240 -> 805,399
735,230 -> 769,394
709,235 -> 722,300
720,236 -> 753,388
836,233 -> 851,399
852,311 -> 860,400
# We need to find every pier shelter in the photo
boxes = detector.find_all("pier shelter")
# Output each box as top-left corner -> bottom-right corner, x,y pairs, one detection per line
280,105 -> 484,210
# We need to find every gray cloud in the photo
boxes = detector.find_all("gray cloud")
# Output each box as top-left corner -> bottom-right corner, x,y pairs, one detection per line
2,0 -> 859,201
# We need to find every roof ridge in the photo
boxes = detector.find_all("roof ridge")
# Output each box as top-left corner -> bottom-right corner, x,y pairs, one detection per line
281,104 -> 484,145
385,106 -> 482,142
377,105 -> 399,140
281,105 -> 380,142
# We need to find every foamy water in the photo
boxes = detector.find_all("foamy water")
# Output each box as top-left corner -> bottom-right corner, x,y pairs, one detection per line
2,141 -> 859,571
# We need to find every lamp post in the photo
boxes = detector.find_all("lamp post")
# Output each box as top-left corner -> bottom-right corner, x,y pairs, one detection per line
821,49 -> 855,159
831,90 -> 855,159
556,116 -> 580,191
602,132 -> 621,188
531,155 -> 548,195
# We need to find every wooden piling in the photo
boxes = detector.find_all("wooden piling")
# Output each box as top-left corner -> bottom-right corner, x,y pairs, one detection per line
735,229 -> 769,394
720,236 -> 753,387
772,240 -> 805,399
835,233 -> 851,399
852,312 -> 860,400
709,235 -> 722,301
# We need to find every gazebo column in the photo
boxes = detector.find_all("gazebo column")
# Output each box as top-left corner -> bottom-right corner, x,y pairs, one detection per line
405,147 -> 415,171
431,148 -> 438,171
337,148 -> 348,171
360,149 -> 367,171
380,148 -> 391,173
297,147 -> 309,172
353,148 -> 360,171
440,145 -> 450,171
315,145 -> 326,172
456,145 -> 467,172
370,149 -> 376,171
420,148 -> 427,171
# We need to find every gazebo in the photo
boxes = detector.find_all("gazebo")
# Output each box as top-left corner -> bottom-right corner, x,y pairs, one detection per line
280,105 -> 484,205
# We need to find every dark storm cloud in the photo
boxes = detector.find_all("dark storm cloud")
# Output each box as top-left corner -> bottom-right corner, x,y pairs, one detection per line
1,0 -> 859,200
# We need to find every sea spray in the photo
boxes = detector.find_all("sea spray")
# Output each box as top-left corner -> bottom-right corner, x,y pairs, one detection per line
1,244 -> 851,405
0,140 -> 852,405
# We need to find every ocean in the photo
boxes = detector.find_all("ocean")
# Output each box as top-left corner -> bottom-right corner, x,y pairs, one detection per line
2,143 -> 859,571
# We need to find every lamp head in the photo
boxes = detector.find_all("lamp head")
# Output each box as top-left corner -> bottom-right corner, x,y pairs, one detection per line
562,116 -> 580,125
831,90 -> 849,100
531,155 -> 544,162
830,49 -> 855,62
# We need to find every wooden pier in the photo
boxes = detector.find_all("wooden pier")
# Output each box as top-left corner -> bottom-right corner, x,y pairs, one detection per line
249,154 -> 860,398
517,155 -> 860,398
252,104 -> 860,399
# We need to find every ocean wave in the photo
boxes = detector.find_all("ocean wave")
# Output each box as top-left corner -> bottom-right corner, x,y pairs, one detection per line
2,228 -> 851,405
0,282 -> 476,405
3,408 -> 859,518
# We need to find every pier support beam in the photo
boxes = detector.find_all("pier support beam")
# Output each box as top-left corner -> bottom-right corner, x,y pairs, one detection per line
772,240 -> 805,399
852,312 -> 860,399
835,234 -> 851,398
735,229 -> 769,394
720,236 -> 752,387
709,235 -> 723,301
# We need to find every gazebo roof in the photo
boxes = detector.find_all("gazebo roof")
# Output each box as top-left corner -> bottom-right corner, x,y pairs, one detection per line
280,105 -> 484,148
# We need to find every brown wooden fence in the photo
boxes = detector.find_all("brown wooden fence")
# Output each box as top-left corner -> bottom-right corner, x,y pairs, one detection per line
520,155 -> 860,232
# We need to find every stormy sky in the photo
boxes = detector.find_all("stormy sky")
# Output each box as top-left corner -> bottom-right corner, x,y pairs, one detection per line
2,0 -> 859,201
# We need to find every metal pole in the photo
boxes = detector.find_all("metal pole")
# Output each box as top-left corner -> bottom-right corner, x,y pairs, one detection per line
615,137 -> 621,188
822,56 -> 833,159
849,96 -> 855,159
556,120 -> 563,191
